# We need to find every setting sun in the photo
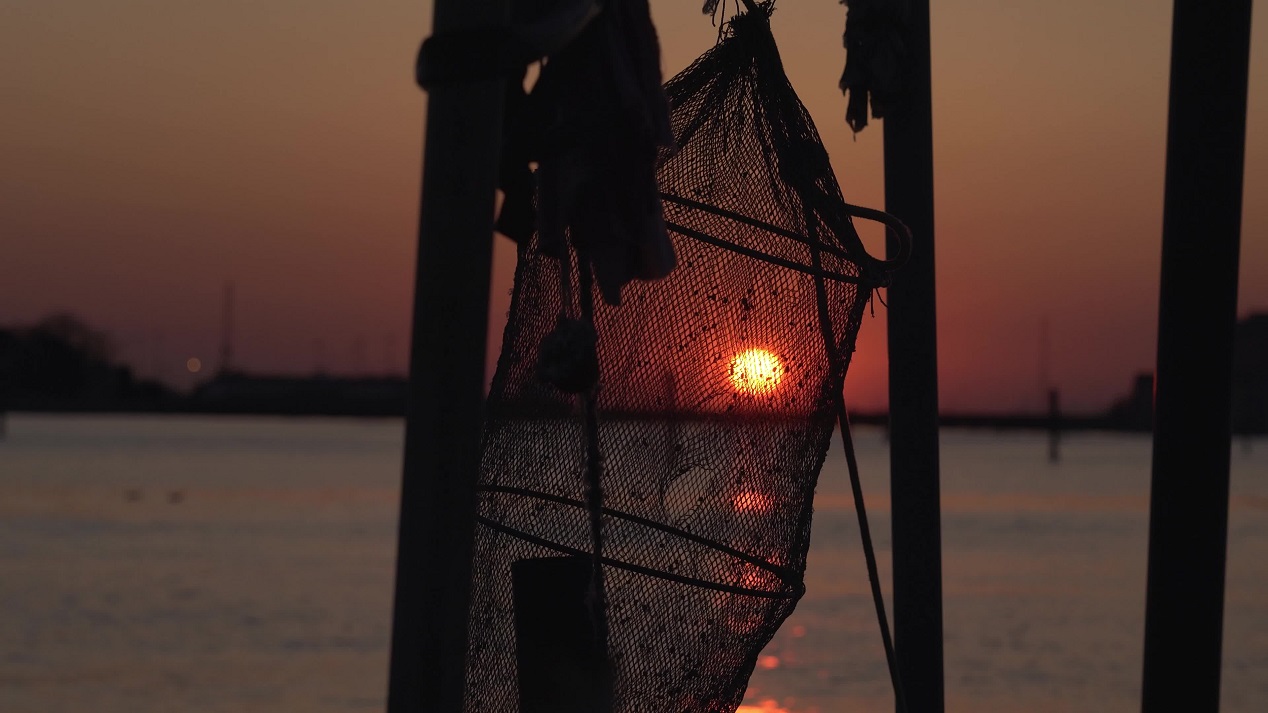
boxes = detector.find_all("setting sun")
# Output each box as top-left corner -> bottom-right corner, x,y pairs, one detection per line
729,348 -> 785,396
733,491 -> 773,513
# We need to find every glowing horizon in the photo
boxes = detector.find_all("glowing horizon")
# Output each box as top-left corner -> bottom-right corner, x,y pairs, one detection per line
1,1 -> 1265,411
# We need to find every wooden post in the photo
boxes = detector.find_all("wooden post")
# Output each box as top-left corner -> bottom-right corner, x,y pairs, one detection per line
386,1 -> 511,711
512,557 -> 612,713
1141,1 -> 1253,711
883,1 -> 945,712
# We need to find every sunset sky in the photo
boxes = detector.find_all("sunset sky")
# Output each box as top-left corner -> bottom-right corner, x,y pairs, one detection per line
2,0 -> 1265,412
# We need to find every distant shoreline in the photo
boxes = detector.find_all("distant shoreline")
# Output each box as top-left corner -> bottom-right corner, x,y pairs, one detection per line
0,405 -> 1134,433
9,313 -> 1266,435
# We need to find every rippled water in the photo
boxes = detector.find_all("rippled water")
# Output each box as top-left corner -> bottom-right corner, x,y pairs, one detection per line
0,414 -> 1264,712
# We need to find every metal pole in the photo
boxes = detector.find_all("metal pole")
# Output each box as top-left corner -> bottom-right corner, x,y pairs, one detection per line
1048,388 -> 1061,464
219,282 -> 235,375
1141,1 -> 1253,711
386,1 -> 511,711
882,1 -> 944,711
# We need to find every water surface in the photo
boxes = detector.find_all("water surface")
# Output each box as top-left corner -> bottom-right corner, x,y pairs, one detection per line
0,414 -> 1264,712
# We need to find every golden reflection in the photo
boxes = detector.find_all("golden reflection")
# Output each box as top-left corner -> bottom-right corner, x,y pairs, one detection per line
737,702 -> 792,713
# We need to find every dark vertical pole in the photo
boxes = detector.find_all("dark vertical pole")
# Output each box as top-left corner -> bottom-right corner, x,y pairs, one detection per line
1047,389 -> 1061,464
386,1 -> 511,712
1141,1 -> 1253,711
219,282 -> 235,375
883,1 -> 944,712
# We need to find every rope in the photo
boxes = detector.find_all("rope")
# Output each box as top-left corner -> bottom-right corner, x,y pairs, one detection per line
837,401 -> 909,713
556,248 -> 576,321
477,484 -> 800,584
576,255 -> 610,654
804,206 -> 909,713
475,515 -> 799,599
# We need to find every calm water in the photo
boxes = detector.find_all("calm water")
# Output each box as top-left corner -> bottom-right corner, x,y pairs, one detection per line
0,414 -> 1264,713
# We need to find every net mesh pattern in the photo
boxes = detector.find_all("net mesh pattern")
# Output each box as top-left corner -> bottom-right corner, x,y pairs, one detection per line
465,11 -> 886,712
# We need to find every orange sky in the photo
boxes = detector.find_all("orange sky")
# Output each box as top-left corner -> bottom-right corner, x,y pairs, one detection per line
1,1 -> 1265,411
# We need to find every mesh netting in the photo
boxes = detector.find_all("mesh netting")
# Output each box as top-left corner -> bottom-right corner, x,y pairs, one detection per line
465,9 -> 895,712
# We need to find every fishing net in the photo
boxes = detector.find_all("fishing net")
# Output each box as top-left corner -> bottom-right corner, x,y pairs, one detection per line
464,8 -> 903,712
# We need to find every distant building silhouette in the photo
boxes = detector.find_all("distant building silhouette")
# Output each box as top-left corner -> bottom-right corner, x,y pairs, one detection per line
1233,313 -> 1268,434
7,312 -> 1264,425
1107,372 -> 1155,431
1106,312 -> 1268,433
0,314 -> 173,410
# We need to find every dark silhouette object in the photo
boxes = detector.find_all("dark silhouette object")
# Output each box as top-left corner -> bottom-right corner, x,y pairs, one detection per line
1141,1 -> 1253,712
0,314 -> 174,411
1047,388 -> 1061,464
1232,313 -> 1268,436
192,373 -> 406,416
385,0 -> 512,711
392,1 -> 673,707
1107,373 -> 1155,431
1102,315 -> 1267,435
513,557 -> 613,713
838,0 -> 908,132
528,0 -> 676,306
848,0 -> 949,708
465,9 -> 903,711
836,402 -> 909,713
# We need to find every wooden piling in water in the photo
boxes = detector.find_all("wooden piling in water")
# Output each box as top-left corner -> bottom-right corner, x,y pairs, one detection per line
1047,389 -> 1061,464
882,1 -> 945,710
386,1 -> 511,711
1141,1 -> 1253,711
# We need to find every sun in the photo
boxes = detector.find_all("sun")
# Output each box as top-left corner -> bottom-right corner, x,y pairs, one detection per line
729,348 -> 784,396
733,491 -> 773,512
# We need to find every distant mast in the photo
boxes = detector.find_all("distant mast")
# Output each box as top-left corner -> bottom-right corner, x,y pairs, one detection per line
219,281 -> 235,375
1040,316 -> 1061,463
1038,316 -> 1050,398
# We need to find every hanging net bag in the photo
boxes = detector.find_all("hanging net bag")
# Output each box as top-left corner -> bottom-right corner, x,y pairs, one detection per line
464,6 -> 906,712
